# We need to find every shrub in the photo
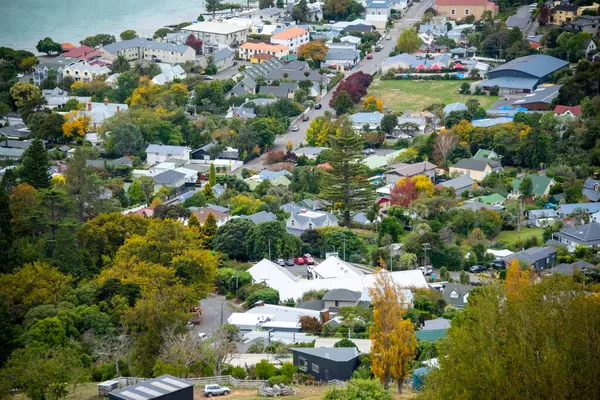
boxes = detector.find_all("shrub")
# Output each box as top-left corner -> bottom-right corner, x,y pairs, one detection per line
489,85 -> 499,96
334,338 -> 358,348
279,362 -> 297,378
231,366 -> 247,379
269,375 -> 291,386
255,359 -> 277,379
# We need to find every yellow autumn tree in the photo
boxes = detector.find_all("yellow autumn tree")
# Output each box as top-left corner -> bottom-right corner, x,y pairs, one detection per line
363,95 -> 384,112
505,258 -> 533,301
129,77 -> 162,108
369,265 -> 417,393
62,111 -> 91,139
412,175 -> 434,196
453,119 -> 474,142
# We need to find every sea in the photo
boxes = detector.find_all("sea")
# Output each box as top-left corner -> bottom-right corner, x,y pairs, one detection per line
0,0 -> 210,52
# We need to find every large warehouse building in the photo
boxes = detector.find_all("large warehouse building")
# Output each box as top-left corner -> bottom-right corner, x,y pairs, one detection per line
477,55 -> 569,94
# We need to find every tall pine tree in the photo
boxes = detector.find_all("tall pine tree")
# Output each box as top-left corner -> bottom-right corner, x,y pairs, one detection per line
20,139 -> 50,189
320,116 -> 375,227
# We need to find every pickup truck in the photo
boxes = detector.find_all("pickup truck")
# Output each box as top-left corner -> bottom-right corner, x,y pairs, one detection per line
203,384 -> 231,397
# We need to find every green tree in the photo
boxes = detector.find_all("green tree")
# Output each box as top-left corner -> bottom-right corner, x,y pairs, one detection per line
35,37 -> 62,55
209,164 -> 217,187
205,0 -> 223,17
246,288 -> 280,305
106,122 -> 145,156
111,54 -> 131,73
331,90 -> 354,116
52,227 -> 85,277
320,116 -> 375,227
325,379 -> 392,400
201,213 -> 218,249
0,190 -> 14,273
80,34 -> 116,48
519,176 -> 533,198
153,28 -> 174,39
380,113 -> 398,136
259,0 -> 275,8
183,191 -> 207,208
255,359 -> 277,379
334,338 -> 358,347
19,139 -> 50,189
292,0 -> 310,21
395,28 -> 423,53
459,270 -> 469,284
214,218 -> 256,261
120,30 -> 138,40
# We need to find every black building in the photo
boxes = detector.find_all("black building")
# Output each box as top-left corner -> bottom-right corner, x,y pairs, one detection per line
108,375 -> 193,400
290,347 -> 360,381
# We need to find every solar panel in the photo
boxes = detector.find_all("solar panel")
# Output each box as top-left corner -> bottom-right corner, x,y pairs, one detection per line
120,391 -> 149,400
161,377 -> 188,388
150,382 -> 178,392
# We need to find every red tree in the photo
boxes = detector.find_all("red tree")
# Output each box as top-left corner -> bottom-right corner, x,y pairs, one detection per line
329,72 -> 374,107
185,34 -> 203,54
390,177 -> 418,207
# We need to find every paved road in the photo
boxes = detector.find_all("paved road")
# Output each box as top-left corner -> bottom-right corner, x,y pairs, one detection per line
196,294 -> 242,334
244,0 -> 433,171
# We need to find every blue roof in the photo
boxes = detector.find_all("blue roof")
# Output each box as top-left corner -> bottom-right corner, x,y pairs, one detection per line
488,55 -> 569,79
472,117 -> 513,127
350,112 -> 384,125
259,170 -> 291,180
479,77 -> 538,91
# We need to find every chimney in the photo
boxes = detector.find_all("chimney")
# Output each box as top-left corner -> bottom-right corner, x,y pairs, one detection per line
116,105 -> 120,112
87,101 -> 92,111
103,97 -> 108,105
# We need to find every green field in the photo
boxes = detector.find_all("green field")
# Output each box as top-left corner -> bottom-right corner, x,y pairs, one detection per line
367,79 -> 499,113
494,227 -> 544,245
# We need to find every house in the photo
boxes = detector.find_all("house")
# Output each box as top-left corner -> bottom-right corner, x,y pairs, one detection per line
567,15 -> 600,37
510,175 -> 555,198
504,247 -> 557,270
477,55 -> 569,94
210,47 -> 235,72
191,207 -> 231,227
443,102 -> 467,114
108,375 -> 193,400
479,193 -> 505,206
286,208 -> 339,232
552,222 -> 600,251
450,46 -> 477,58
584,38 -> 597,57
60,45 -> 103,62
349,112 -> 384,130
42,87 -> 90,110
322,289 -> 368,310
271,27 -> 310,53
366,0 -> 392,29
153,170 -> 186,189
458,199 -> 502,211
547,260 -> 597,275
238,42 -> 289,60
527,209 -> 559,227
384,161 -> 437,184
0,148 -> 25,160
339,35 -> 362,47
556,202 -> 600,218
225,104 -> 256,119
553,105 -> 582,118
552,3 -> 578,25
441,283 -> 472,309
101,38 -> 195,63
471,118 -> 513,128
294,146 -> 328,159
583,178 -> 600,202
486,84 -> 562,113
238,210 -> 277,224
324,48 -> 360,69
249,7 -> 286,23
77,99 -> 128,131
380,53 -> 451,74
473,149 -> 499,160
151,64 -> 187,85
181,22 -> 249,53
86,156 -> 133,168
311,256 -> 365,280
362,149 -> 404,169
259,82 -> 298,98
146,144 -> 191,165
246,170 -> 292,190
343,23 -> 375,33
291,347 -> 360,381
437,174 -> 476,197
434,0 -> 498,19
62,60 -> 110,82
228,303 -> 321,332
450,158 -> 502,182
0,122 -> 31,139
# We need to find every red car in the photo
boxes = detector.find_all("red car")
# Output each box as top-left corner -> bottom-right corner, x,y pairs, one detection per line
294,256 -> 306,265
366,53 -> 373,59
303,254 -> 315,265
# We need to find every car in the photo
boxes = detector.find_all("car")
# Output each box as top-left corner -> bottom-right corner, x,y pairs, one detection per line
385,35 -> 392,40
315,103 -> 322,109
203,75 -> 214,80
417,266 -> 433,275
374,45 -> 382,52
285,258 -> 294,266
276,258 -> 285,267
16,73 -> 24,78
469,265 -> 487,274
204,384 -> 231,397
366,53 -> 373,59
291,125 -> 299,131
294,256 -> 306,265
302,115 -> 310,121
304,254 -> 315,265
362,148 -> 375,155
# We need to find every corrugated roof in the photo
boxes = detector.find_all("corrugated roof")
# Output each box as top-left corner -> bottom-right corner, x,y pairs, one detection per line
110,375 -> 192,400
272,27 -> 308,40
290,347 -> 360,361
488,55 -> 569,79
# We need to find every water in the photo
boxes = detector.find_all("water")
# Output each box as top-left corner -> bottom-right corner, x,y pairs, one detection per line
0,0 -> 207,52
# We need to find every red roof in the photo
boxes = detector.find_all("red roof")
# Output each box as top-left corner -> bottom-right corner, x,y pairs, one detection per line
80,50 -> 103,60
430,64 -> 441,70
416,64 -> 426,69
529,41 -> 542,49
453,63 -> 464,69
61,45 -> 97,58
436,0 -> 488,4
317,163 -> 332,169
61,42 -> 75,51
553,105 -> 582,116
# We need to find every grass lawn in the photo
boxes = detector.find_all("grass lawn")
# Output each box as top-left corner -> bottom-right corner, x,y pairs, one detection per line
367,79 -> 498,113
494,227 -> 544,245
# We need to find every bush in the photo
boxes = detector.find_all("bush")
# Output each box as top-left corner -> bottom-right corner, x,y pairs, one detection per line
269,375 -> 291,386
246,288 -> 280,306
279,362 -> 297,378
334,338 -> 358,348
255,359 -> 277,379
489,85 -> 499,96
231,366 -> 246,379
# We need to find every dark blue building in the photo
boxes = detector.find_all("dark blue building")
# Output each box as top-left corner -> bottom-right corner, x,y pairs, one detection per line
291,347 -> 360,381
108,375 -> 193,400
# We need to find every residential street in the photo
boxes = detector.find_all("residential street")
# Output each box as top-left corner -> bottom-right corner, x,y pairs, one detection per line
196,294 -> 242,334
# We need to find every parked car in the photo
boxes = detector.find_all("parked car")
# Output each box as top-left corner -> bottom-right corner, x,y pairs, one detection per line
315,103 -> 322,109
302,115 -> 310,121
304,254 -> 315,265
204,384 -> 231,397
362,148 -> 375,155
16,73 -> 24,78
366,53 -> 373,59
374,45 -> 383,52
490,260 -> 506,269
469,265 -> 487,274
203,75 -> 214,80
417,266 -> 432,275
385,35 -> 392,40
291,125 -> 299,131
294,256 -> 306,265
277,258 -> 285,267
285,258 -> 294,266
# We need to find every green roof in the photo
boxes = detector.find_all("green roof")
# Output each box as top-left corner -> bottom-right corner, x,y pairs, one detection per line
480,193 -> 505,205
282,54 -> 297,62
473,149 -> 498,161
512,175 -> 554,196
416,329 -> 447,342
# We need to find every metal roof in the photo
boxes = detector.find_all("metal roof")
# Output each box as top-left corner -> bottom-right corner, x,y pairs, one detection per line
478,77 -> 538,91
325,48 -> 359,61
290,347 -> 361,361
110,375 -> 192,400
153,170 -> 185,185
453,158 -> 500,172
440,174 -> 475,190
488,55 -> 569,79
322,288 -> 362,302
103,38 -> 191,54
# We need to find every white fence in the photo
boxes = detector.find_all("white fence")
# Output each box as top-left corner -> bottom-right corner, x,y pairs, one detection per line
187,375 -> 267,388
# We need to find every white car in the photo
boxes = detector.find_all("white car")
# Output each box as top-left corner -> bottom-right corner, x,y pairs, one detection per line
385,35 -> 392,40
417,266 -> 433,275
291,125 -> 299,132
16,73 -> 24,78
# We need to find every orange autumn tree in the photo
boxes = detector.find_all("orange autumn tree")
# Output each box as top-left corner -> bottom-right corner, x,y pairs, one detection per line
297,41 -> 328,64
505,258 -> 533,301
62,111 -> 91,140
369,264 -> 417,393
363,95 -> 384,112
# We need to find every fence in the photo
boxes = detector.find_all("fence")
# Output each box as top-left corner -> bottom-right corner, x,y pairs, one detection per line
187,375 -> 267,388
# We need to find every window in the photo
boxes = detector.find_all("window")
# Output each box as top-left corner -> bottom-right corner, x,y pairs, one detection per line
464,9 -> 469,14
298,357 -> 308,371
291,219 -> 295,226
334,300 -> 339,307
450,290 -> 459,299
312,363 -> 320,373
451,9 -> 456,15
308,222 -> 313,229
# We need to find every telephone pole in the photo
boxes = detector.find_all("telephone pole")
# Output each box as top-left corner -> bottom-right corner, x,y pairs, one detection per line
422,243 -> 431,267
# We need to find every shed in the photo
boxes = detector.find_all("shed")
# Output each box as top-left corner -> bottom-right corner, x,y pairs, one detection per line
108,375 -> 193,400
412,367 -> 430,391
290,347 -> 360,381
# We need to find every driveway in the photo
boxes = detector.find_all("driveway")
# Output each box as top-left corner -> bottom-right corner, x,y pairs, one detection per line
196,294 -> 242,334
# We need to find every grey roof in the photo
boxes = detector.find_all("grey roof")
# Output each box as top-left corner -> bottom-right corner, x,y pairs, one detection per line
505,247 -> 557,265
440,175 -> 475,190
146,144 -> 188,155
478,77 -> 538,91
422,317 -> 451,331
103,38 -> 191,54
366,0 -> 391,8
555,223 -> 600,245
557,203 -> 600,216
86,156 -> 133,168
290,347 -> 360,361
206,203 -> 229,213
326,48 -> 359,61
0,147 -> 25,158
583,178 -> 600,202
505,15 -> 530,30
322,289 -> 361,302
292,210 -> 339,226
153,170 -> 185,185
453,158 -> 500,172
212,183 -> 225,198
548,260 -> 596,275
443,102 -> 467,114
0,139 -> 37,150
457,201 -> 502,212
353,212 -> 369,225
419,24 -> 448,35
387,161 -> 437,177
265,67 -> 324,82
382,53 -> 451,70
296,299 -> 326,311
255,6 -> 284,15
0,123 -> 31,139
569,15 -> 600,26
213,47 -> 234,63
259,82 -> 298,98
294,147 -> 328,157
344,23 -> 374,32
528,209 -> 558,219
350,112 -> 383,125
442,283 -> 473,308
249,98 -> 278,106
240,211 -> 276,224
488,55 -> 569,79
110,374 -> 192,400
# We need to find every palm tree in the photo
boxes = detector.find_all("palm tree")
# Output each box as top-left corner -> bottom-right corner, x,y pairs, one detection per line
132,61 -> 146,76
111,54 -> 131,73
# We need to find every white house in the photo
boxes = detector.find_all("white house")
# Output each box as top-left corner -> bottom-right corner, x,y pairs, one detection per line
152,64 -> 187,85
310,255 -> 365,279
101,38 -> 195,64
271,27 -> 310,53
181,22 -> 249,53
62,61 -> 110,82
286,209 -> 339,231
238,42 -> 289,61
366,0 -> 391,29
228,304 -> 321,332
145,144 -> 191,165
72,98 -> 128,131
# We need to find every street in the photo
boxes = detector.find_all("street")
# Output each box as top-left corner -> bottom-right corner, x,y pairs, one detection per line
196,294 -> 241,334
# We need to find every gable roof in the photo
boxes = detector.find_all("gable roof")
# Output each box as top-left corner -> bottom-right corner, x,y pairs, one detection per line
146,144 -> 189,155
213,47 -> 235,63
453,158 -> 500,172
313,256 -> 365,279
322,288 -> 362,302
350,112 -> 384,125
272,27 -> 308,40
326,48 -> 360,61
440,174 -> 475,190
556,222 -> 600,245
290,347 -> 360,361
442,283 -> 473,308
511,175 -> 553,196
505,246 -> 557,265
444,102 -> 467,114
296,299 -> 326,311
488,55 -> 569,79
553,105 -> 582,116
153,170 -> 185,185
240,210 -> 277,224
480,193 -> 505,204
110,375 -> 192,400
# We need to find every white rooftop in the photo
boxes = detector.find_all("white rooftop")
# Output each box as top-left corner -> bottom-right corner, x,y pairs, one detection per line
183,21 -> 248,34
